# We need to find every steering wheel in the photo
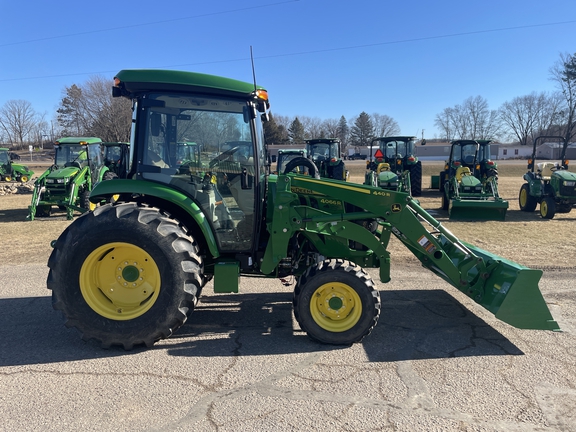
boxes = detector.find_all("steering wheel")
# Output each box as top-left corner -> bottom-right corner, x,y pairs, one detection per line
209,146 -> 240,168
283,157 -> 320,179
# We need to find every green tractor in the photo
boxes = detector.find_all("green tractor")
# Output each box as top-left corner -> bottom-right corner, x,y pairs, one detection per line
519,135 -> 576,219
364,136 -> 422,196
440,139 -> 508,220
305,138 -> 348,181
0,147 -> 34,182
102,142 -> 130,179
272,148 -> 308,175
28,137 -> 111,220
46,69 -> 558,350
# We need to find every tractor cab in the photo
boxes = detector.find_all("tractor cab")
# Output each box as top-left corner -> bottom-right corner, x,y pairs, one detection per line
102,142 -> 130,178
305,138 -> 347,180
101,70 -> 270,258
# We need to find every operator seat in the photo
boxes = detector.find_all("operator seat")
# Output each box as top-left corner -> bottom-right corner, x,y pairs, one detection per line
538,162 -> 555,180
455,166 -> 472,183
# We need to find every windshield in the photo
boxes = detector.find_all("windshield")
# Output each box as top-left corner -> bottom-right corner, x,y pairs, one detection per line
452,144 -> 477,165
139,93 -> 265,252
380,139 -> 414,158
55,145 -> 88,167
308,142 -> 338,161
0,151 -> 9,164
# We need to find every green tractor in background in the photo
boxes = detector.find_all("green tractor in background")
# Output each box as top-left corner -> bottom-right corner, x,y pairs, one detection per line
28,137 -> 111,220
305,138 -> 348,181
364,136 -> 423,196
0,147 -> 34,182
102,142 -> 130,179
439,139 -> 508,220
519,135 -> 576,219
272,148 -> 308,175
45,69 -> 558,350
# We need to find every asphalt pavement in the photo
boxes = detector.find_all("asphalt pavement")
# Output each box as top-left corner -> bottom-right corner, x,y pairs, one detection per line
0,262 -> 574,432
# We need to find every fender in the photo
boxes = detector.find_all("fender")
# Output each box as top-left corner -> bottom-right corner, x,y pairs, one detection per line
90,179 -> 219,258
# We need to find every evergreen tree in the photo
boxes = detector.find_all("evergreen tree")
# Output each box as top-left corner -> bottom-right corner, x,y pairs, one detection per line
288,117 -> 306,143
263,113 -> 284,144
349,112 -> 374,146
336,115 -> 349,147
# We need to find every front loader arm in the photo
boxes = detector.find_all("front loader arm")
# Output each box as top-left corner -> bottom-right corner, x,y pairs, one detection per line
262,174 -> 559,331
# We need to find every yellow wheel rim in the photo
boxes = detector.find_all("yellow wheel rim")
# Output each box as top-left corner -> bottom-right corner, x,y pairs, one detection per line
80,242 -> 161,320
89,201 -> 97,211
519,188 -> 527,207
310,282 -> 362,332
5,175 -> 11,182
540,201 -> 548,217
21,176 -> 28,182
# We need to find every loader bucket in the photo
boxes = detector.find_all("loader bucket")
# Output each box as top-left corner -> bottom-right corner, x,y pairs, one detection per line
449,199 -> 508,221
461,243 -> 559,331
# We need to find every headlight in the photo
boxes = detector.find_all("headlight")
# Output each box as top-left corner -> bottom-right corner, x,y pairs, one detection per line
56,178 -> 65,184
463,186 -> 471,192
564,181 -> 575,187
45,179 -> 55,184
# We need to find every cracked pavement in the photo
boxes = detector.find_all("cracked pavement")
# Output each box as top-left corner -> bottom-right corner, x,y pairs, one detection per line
0,262 -> 574,432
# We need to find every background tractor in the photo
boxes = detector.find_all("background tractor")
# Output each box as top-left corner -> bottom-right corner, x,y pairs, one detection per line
305,138 -> 348,180
272,148 -> 308,175
28,137 -> 110,220
102,142 -> 130,179
439,139 -> 508,220
46,69 -> 558,350
0,147 -> 34,182
519,135 -> 576,219
364,136 -> 423,196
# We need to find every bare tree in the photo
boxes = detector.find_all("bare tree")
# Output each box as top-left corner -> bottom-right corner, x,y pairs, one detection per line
299,116 -> 323,140
499,92 -> 563,145
320,118 -> 339,139
0,100 -> 38,149
434,108 -> 454,141
57,75 -> 132,142
549,52 -> 576,145
371,113 -> 400,137
434,96 -> 500,141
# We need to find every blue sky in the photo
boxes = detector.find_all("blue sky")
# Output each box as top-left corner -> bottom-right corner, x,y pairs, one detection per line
1,0 -> 575,139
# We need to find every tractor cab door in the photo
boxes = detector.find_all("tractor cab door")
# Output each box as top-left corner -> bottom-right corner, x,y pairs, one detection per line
87,143 -> 104,184
138,94 -> 266,253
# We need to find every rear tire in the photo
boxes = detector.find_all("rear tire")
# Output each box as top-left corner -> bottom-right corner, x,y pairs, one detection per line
519,183 -> 537,212
293,259 -> 380,345
47,203 -> 203,349
540,197 -> 556,219
409,161 -> 422,197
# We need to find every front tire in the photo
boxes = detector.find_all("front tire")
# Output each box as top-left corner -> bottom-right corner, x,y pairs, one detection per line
540,197 -> 556,219
47,203 -> 203,349
293,259 -> 380,345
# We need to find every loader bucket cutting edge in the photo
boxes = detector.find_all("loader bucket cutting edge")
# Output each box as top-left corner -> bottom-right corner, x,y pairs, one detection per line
463,243 -> 560,331
449,199 -> 508,221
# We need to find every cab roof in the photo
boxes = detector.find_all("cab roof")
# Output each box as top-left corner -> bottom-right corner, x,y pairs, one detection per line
55,137 -> 103,145
114,69 -> 263,98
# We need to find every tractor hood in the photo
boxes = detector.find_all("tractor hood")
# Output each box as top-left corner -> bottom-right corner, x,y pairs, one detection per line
47,166 -> 80,179
553,170 -> 576,182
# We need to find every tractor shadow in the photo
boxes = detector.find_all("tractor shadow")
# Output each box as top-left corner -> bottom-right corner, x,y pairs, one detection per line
0,290 -> 521,367
167,289 -> 523,361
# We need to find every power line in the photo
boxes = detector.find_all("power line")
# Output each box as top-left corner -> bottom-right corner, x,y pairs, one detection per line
1,19 -> 575,83
0,0 -> 299,48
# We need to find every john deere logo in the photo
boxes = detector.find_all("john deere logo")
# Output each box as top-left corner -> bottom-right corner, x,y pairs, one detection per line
391,203 -> 402,213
